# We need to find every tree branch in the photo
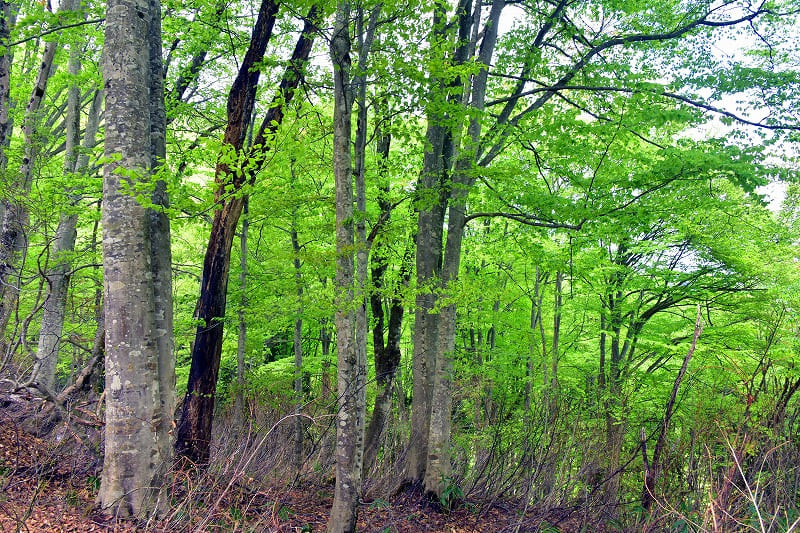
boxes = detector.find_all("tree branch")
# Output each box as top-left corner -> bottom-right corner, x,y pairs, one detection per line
9,18 -> 105,47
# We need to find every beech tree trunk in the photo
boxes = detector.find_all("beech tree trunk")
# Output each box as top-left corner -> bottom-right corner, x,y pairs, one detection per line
0,1 -> 13,173
34,84 -> 103,393
98,0 -> 172,517
423,0 -> 505,497
407,0 -> 471,485
328,2 -> 360,530
148,0 -> 176,469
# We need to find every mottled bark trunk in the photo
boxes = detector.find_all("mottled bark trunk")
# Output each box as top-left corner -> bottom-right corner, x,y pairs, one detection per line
424,0 -> 505,497
99,0 -> 171,517
407,78 -> 450,484
328,3 -> 361,530
407,0 -> 473,485
32,43 -> 81,391
148,0 -> 175,473
0,1 -> 14,172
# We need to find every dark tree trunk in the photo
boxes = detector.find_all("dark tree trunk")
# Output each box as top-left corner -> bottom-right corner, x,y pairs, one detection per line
175,4 -> 318,464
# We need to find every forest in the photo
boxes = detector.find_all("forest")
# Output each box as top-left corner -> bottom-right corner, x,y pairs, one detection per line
1,0 -> 800,531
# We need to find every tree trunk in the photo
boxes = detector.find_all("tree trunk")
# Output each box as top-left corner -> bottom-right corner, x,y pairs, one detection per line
328,3 -> 360,530
34,81 -> 103,393
0,1 -> 66,347
175,3 -> 318,464
550,270 -> 562,393
148,0 -> 175,472
364,122 -> 411,472
0,1 -> 14,173
235,198 -> 248,418
407,0 -> 477,486
642,307 -> 703,510
423,0 -> 505,498
98,0 -> 172,517
291,211 -> 304,474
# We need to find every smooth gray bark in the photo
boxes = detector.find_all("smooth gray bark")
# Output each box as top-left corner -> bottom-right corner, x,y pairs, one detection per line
148,0 -> 175,476
424,0 -> 505,497
407,0 -> 471,485
328,2 -> 361,530
99,0 -> 172,517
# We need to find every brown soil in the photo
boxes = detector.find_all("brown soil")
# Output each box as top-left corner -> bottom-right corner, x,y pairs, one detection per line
0,409 -> 591,532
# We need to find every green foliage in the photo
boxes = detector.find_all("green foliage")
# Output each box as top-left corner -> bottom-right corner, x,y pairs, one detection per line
3,0 -> 800,528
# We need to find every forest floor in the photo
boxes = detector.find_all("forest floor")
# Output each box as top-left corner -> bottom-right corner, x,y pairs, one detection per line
0,407 -> 601,532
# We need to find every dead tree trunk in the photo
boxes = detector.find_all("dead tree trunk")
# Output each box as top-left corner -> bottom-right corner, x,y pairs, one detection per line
175,4 -> 317,464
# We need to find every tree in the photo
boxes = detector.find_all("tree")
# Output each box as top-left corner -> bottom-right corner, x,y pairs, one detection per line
403,0 -> 800,499
98,0 -> 174,516
175,2 -> 318,464
328,1 -> 381,529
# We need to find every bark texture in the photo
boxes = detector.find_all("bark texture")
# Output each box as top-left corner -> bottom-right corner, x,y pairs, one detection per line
175,4 -> 317,464
99,0 -> 172,517
328,3 -> 361,530
0,1 -> 13,172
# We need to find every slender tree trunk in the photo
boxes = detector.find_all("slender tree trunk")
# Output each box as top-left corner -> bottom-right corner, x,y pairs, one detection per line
407,0 -> 476,486
34,83 -> 102,393
98,0 -> 172,517
550,270 -> 562,393
235,199 -> 248,417
0,2 -> 66,347
175,5 -> 317,464
364,121 -> 411,471
328,3 -> 360,530
291,211 -> 304,474
0,1 -> 14,173
175,0 -> 278,464
364,238 -> 412,471
642,307 -> 703,509
424,0 -> 505,497
407,17 -> 449,481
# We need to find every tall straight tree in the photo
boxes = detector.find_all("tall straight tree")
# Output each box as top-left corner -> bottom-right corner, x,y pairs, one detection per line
328,0 -> 359,528
328,1 -> 381,529
98,0 -> 174,517
175,4 -> 318,464
424,0 -> 505,495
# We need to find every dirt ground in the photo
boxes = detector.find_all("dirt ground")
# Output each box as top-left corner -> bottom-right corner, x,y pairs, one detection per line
0,409 -> 594,532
